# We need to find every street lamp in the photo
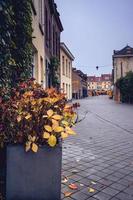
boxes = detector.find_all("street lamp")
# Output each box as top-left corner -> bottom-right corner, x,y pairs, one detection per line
96,66 -> 99,70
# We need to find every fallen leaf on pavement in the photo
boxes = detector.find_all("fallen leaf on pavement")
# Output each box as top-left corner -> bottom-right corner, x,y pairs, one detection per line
72,169 -> 78,174
88,187 -> 95,193
69,183 -> 78,190
91,181 -> 96,185
62,176 -> 68,183
64,191 -> 72,197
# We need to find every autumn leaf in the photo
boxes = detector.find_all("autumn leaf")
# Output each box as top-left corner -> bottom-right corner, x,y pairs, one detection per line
48,135 -> 57,147
17,115 -> 22,122
64,191 -> 72,197
47,109 -> 54,117
62,176 -> 68,183
61,132 -> 68,139
65,127 -> 76,135
69,183 -> 78,190
61,120 -> 69,126
25,113 -> 32,120
32,143 -> 38,153
53,126 -> 64,133
52,119 -> 59,126
28,135 -> 36,142
52,115 -> 62,120
43,132 -> 50,139
25,141 -> 31,152
88,188 -> 95,193
44,125 -> 52,132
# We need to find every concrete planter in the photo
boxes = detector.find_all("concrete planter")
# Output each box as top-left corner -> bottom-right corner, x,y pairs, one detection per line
0,144 -> 62,200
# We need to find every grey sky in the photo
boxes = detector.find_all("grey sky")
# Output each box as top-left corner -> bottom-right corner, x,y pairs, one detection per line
55,0 -> 133,76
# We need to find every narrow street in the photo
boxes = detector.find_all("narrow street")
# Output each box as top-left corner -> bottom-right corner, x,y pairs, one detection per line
62,96 -> 133,200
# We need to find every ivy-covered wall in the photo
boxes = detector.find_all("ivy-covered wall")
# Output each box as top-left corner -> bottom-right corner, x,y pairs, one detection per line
116,71 -> 133,103
0,0 -> 33,88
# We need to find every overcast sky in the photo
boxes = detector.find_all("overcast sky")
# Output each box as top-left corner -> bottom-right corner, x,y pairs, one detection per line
55,0 -> 133,76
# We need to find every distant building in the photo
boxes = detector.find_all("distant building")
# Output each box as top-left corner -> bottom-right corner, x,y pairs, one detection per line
88,74 -> 112,93
113,45 -> 133,101
72,68 -> 88,99
60,43 -> 74,100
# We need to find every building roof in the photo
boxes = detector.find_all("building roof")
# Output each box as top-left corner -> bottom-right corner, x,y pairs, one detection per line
49,0 -> 63,32
113,45 -> 133,57
88,76 -> 96,82
60,43 -> 75,61
88,74 -> 112,82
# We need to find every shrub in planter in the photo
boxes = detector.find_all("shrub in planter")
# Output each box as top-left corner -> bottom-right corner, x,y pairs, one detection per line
0,79 -> 78,200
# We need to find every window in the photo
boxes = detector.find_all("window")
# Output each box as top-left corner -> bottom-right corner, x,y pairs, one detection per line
49,20 -> 51,50
39,0 -> 44,34
69,62 -> 71,78
66,84 -> 68,98
121,62 -> 123,77
40,57 -> 43,85
45,7 -> 48,46
31,0 -> 37,15
62,56 -> 65,75
66,59 -> 68,77
62,83 -> 65,93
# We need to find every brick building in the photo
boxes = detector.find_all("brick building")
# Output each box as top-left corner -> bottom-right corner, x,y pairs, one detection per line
72,68 -> 88,99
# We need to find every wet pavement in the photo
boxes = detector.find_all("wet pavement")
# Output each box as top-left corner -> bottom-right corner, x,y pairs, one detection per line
61,96 -> 133,200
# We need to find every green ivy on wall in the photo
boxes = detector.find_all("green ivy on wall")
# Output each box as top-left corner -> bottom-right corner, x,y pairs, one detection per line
50,57 -> 60,88
116,71 -> 133,103
0,0 -> 33,88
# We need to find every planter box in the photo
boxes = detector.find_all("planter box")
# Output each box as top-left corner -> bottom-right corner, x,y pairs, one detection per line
0,144 -> 62,200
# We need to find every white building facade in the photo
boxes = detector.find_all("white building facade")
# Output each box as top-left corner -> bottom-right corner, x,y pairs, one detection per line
60,43 -> 74,100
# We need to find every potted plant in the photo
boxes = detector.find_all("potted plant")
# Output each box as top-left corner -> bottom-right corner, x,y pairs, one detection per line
0,79 -> 77,200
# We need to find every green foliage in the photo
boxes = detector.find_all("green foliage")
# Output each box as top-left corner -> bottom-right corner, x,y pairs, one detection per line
116,71 -> 133,103
0,0 -> 33,88
50,57 -> 60,88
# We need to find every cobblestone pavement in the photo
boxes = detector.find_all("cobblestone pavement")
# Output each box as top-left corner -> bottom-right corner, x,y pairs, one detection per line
61,96 -> 133,200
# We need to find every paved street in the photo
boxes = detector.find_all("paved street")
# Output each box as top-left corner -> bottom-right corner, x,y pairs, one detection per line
61,96 -> 133,200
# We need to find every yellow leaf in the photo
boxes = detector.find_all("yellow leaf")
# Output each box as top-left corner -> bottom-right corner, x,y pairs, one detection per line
61,132 -> 68,139
32,143 -> 38,153
25,113 -> 32,120
47,109 -> 54,117
31,100 -> 36,105
44,125 -> 52,132
64,191 -> 72,197
53,126 -> 64,133
43,132 -> 50,139
52,119 -> 59,126
65,127 -> 76,135
17,115 -> 22,122
61,120 -> 69,126
52,115 -> 62,121
25,141 -> 31,152
88,188 -> 95,193
48,135 -> 57,147
28,135 -> 36,142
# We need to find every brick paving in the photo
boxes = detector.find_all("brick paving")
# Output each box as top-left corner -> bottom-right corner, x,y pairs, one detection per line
61,96 -> 133,200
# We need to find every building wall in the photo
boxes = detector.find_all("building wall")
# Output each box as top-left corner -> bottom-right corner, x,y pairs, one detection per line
113,57 -> 133,84
44,0 -> 63,88
72,70 -> 82,99
32,0 -> 45,87
60,49 -> 72,100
